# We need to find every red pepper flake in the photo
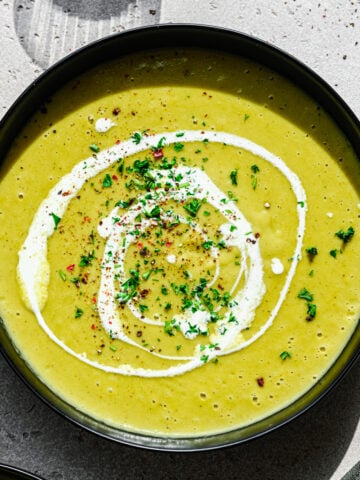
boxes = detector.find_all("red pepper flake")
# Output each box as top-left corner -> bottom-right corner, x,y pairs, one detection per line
112,174 -> 118,181
83,216 -> 91,222
255,232 -> 261,239
116,139 -> 121,145
138,242 -> 143,249
152,148 -> 163,159
92,296 -> 97,304
165,241 -> 172,247
91,324 -> 96,330
66,264 -> 75,271
62,191 -> 71,197
257,377 -> 265,387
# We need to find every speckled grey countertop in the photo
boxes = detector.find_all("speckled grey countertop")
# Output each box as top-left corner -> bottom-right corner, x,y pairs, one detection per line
0,1 -> 359,479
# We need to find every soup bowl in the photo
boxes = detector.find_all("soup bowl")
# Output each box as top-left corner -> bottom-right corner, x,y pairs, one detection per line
0,24 -> 359,451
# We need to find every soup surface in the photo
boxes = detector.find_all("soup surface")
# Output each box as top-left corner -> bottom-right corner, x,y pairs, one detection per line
0,48 -> 359,437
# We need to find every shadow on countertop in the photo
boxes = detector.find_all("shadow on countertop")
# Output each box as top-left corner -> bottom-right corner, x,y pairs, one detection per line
0,354 -> 359,480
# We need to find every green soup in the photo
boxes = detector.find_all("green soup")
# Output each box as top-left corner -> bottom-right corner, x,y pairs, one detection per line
0,48 -> 359,437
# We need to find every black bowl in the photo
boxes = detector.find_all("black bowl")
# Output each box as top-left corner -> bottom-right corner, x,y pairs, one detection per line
0,24 -> 359,451
0,464 -> 45,480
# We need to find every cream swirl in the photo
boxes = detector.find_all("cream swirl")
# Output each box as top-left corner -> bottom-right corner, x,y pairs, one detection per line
17,130 -> 306,377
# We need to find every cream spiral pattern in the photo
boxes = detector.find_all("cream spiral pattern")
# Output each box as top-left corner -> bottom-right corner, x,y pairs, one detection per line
17,130 -> 306,377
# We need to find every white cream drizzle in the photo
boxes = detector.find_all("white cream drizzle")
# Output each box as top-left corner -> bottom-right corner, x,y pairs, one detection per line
17,130 -> 307,377
95,117 -> 116,133
166,254 -> 177,264
271,257 -> 285,275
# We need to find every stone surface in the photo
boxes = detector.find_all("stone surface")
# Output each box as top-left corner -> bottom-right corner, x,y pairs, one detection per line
0,1 -> 359,479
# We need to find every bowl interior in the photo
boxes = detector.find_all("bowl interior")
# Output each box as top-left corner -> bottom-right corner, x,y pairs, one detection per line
0,24 -> 359,451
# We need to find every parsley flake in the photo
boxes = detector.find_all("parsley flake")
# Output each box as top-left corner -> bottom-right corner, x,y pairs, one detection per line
280,351 -> 291,360
51,212 -> 61,229
102,174 -> 113,188
335,226 -> 355,243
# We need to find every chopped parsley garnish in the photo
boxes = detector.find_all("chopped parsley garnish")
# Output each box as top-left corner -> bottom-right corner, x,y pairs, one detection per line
89,144 -> 100,153
280,351 -> 291,360
335,226 -> 355,243
306,246 -> 318,257
202,240 -> 214,250
115,200 -> 130,209
116,269 -> 140,304
144,205 -> 161,218
142,269 -> 153,281
306,303 -> 317,319
158,157 -> 177,170
131,132 -> 143,144
330,249 -> 339,258
79,250 -> 95,267
102,173 -> 113,188
183,198 -> 202,217
51,212 -> 61,229
228,312 -> 238,324
117,158 -> 124,174
250,165 -> 259,190
230,169 -> 238,185
58,270 -> 66,281
151,136 -> 166,151
164,319 -> 178,336
173,142 -> 184,152
298,288 -> 317,321
133,158 -> 150,174
75,307 -> 84,318
297,288 -> 313,302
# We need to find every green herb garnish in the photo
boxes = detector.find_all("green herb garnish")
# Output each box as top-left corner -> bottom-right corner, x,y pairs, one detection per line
230,169 -> 238,186
58,270 -> 66,281
131,132 -> 143,144
306,303 -> 317,319
79,250 -> 95,267
335,226 -> 355,243
75,307 -> 84,319
183,198 -> 202,217
280,351 -> 291,360
174,142 -> 184,152
297,288 -> 314,302
102,173 -> 113,188
306,246 -> 318,257
51,212 -> 61,229
89,144 -> 100,153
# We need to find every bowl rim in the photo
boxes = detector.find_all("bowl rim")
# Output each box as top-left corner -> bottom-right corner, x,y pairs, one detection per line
0,23 -> 359,451
0,463 -> 45,480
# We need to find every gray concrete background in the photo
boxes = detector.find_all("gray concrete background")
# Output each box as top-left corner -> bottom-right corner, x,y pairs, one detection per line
0,1 -> 359,479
